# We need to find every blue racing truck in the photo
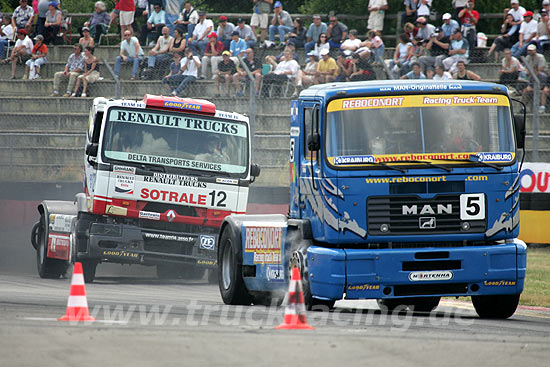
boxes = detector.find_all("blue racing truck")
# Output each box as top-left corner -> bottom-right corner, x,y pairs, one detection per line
217,80 -> 527,318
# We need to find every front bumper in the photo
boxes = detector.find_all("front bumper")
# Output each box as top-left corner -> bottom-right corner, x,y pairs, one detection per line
307,239 -> 527,300
76,222 -> 217,267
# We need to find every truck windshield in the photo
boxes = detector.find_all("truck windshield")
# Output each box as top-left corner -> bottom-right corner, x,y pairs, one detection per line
325,94 -> 515,168
101,107 -> 249,175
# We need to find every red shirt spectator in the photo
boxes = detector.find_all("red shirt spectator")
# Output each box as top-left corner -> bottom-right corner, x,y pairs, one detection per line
115,0 -> 135,12
32,40 -> 48,56
459,1 -> 479,26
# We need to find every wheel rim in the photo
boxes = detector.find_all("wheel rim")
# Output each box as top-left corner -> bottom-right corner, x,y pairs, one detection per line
38,225 -> 45,265
221,240 -> 232,290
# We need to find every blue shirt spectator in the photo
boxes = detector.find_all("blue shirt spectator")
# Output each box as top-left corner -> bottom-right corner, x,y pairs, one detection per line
441,13 -> 459,37
230,31 -> 247,57
305,15 -> 327,53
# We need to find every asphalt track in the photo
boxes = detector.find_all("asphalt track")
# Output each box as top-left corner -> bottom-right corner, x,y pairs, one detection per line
1,226 -> 550,367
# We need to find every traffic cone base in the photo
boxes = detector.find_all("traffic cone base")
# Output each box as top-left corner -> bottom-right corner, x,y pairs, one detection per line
58,262 -> 95,322
276,314 -> 315,330
276,266 -> 315,330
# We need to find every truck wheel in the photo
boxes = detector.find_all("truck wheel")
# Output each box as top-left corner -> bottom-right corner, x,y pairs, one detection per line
81,261 -> 97,283
36,215 -> 67,279
290,251 -> 335,311
471,294 -> 520,319
218,226 -> 251,305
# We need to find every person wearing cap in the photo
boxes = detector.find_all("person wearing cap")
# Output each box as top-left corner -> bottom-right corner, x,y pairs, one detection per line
51,44 -> 85,97
214,50 -> 237,97
112,0 -> 136,40
521,43 -> 548,111
175,1 -> 198,39
114,30 -> 145,80
143,26 -> 173,78
42,1 -> 62,44
189,10 -> 213,56
326,16 -> 348,49
232,48 -> 262,96
229,30 -> 247,63
315,48 -> 337,84
440,28 -> 469,73
24,34 -> 48,80
536,9 -> 550,51
84,2 -> 110,44
334,51 -> 352,82
415,16 -> 435,42
0,15 -> 14,60
200,32 -> 224,79
511,11 -> 538,57
304,15 -> 327,54
367,0 -> 388,32
488,13 -> 519,62
267,1 -> 293,48
294,51 -> 319,93
441,13 -> 459,37
508,0 -> 527,26
11,0 -> 35,34
79,27 -> 95,49
236,18 -> 257,49
252,0 -> 273,47
139,3 -> 166,45
543,0 -> 550,15
8,29 -> 33,79
216,16 -> 235,50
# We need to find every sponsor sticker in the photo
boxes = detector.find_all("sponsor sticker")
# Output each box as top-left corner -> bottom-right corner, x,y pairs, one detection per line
115,173 -> 135,194
197,259 -> 217,266
408,271 -> 454,281
199,235 -> 216,250
334,155 -> 375,165
483,280 -> 516,287
145,173 -> 207,188
113,165 -> 136,174
266,265 -> 284,282
290,127 -> 300,137
139,211 -> 161,221
347,284 -> 380,291
244,226 -> 283,264
476,152 -> 514,163
216,177 -> 238,185
143,232 -> 194,242
49,214 -> 73,233
102,250 -> 139,259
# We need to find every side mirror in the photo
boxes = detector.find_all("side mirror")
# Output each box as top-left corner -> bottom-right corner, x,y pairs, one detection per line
307,133 -> 320,151
250,163 -> 261,183
85,143 -> 98,157
514,115 -> 525,149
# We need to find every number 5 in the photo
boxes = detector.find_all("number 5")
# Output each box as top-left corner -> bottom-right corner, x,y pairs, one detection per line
460,193 -> 485,220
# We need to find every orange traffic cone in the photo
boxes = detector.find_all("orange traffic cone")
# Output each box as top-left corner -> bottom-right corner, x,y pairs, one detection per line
276,266 -> 315,330
58,262 -> 95,322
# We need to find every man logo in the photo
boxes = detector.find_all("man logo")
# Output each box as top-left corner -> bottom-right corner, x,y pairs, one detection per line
419,217 -> 436,229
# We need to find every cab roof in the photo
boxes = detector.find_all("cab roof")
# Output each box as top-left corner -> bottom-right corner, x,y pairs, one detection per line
298,80 -> 509,99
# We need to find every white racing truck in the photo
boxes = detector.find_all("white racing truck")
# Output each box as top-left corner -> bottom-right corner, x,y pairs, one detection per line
31,94 -> 259,282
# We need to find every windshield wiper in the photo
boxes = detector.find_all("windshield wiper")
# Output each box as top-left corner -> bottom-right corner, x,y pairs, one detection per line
368,161 -> 408,173
139,162 -> 166,173
433,155 -> 504,171
390,159 -> 452,172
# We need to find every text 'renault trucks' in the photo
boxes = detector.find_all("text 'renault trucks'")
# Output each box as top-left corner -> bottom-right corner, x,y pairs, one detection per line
217,80 -> 528,318
31,95 -> 260,282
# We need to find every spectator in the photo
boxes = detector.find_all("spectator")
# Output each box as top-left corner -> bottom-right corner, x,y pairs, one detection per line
314,32 -> 330,57
340,29 -> 361,56
326,15 -> 348,49
315,48 -> 338,84
401,61 -> 426,79
508,0 -> 526,26
24,34 -> 47,80
417,30 -> 450,72
358,30 -> 385,63
114,30 -> 145,80
236,18 -> 257,49
334,52 -> 352,82
139,3 -> 165,45
387,33 -> 412,77
304,15 -> 327,54
367,0 -> 388,32
441,13 -> 459,37
112,0 -> 135,39
144,26 -> 173,78
511,11 -> 537,57
51,44 -> 85,97
488,13 -> 519,62
458,0 -> 478,50
267,1 -> 293,48
417,0 -> 432,18
72,46 -> 100,98
294,51 -> 319,94
133,0 -> 149,32
544,0 -> 550,16
286,18 -> 306,49
35,0 -> 49,37
452,0 -> 468,21
217,15 -> 235,50
42,1 -> 62,45
200,32 -> 224,79
536,10 -> 550,51
349,52 -> 376,81
415,16 -> 435,41
441,28 -> 469,73
189,11 -> 213,56
432,64 -> 452,80
0,15 -> 14,60
498,48 -> 521,87
229,30 -> 247,64
162,51 -> 182,88
163,0 -> 182,35
7,29 -> 32,79
170,27 -> 187,55
232,47 -> 262,96
175,1 -> 198,38
12,0 -> 35,34
425,66 -> 435,79
171,47 -> 200,96
403,22 -> 418,40
400,36 -> 424,75
261,47 -> 299,97
252,0 -> 273,47
265,41 -> 298,67
214,50 -> 237,97
402,0 -> 419,26
520,44 -> 546,106
79,27 -> 95,48
452,60 -> 481,80
84,1 -> 110,44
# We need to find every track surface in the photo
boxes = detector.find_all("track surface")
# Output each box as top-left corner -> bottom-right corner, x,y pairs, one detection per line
1,226 -> 550,367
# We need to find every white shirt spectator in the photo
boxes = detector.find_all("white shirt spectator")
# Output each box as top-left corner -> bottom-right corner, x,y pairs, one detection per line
417,24 -> 436,40
1,23 -> 14,40
519,19 -> 538,39
417,0 -> 432,17
433,71 -> 452,80
193,18 -> 214,39
180,55 -> 200,77
508,6 -> 527,22
15,34 -> 33,54
452,0 -> 468,7
274,59 -> 300,77
341,38 -> 362,55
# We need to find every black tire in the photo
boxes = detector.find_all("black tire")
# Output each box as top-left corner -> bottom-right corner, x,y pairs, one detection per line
36,215 -> 68,279
218,226 -> 252,305
377,297 -> 441,313
472,294 -> 520,319
31,221 -> 40,250
81,260 -> 97,283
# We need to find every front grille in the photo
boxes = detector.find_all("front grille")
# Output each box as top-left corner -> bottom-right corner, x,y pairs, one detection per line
367,195 -> 486,235
141,202 -> 198,217
393,283 -> 469,296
